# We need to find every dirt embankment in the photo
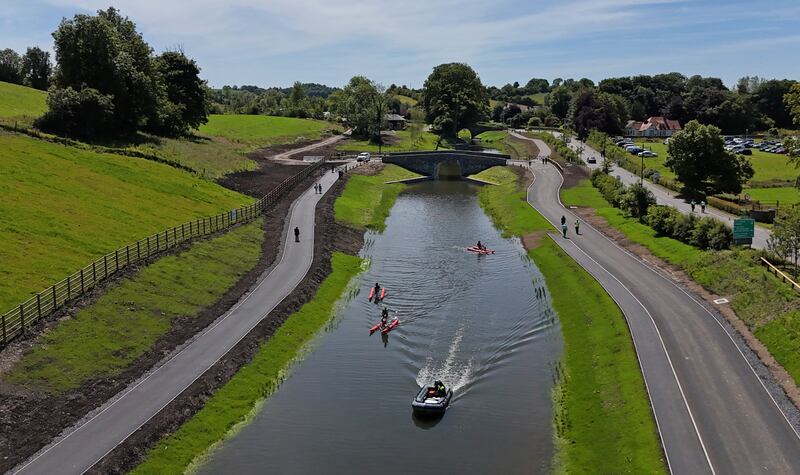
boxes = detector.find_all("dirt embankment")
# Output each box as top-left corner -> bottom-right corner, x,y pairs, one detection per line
0,161 -> 328,474
88,172 -> 362,474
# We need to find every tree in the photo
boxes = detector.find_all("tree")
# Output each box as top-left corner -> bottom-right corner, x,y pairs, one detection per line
20,47 -> 51,90
45,7 -> 160,137
619,182 -> 656,220
290,81 -> 306,106
37,87 -> 115,139
337,76 -> 386,140
568,89 -> 628,139
148,50 -> 210,135
0,48 -> 22,84
666,120 -> 754,196
422,63 -> 487,137
769,206 -> 800,276
785,82 -> 800,127
546,86 -> 572,119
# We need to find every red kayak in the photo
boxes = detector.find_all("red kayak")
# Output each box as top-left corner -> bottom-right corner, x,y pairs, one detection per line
381,318 -> 399,334
466,246 -> 495,255
368,287 -> 387,302
369,321 -> 383,335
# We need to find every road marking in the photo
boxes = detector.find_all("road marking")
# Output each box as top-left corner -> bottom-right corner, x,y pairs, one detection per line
523,162 -> 715,475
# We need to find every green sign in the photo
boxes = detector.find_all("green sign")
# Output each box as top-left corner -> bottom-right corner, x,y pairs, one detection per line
733,218 -> 755,244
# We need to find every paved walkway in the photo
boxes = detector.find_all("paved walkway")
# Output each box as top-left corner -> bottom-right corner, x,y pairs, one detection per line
565,135 -> 771,249
13,171 -> 341,474
513,153 -> 800,474
271,134 -> 347,165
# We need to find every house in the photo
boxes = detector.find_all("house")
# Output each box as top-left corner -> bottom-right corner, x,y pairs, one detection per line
625,116 -> 682,137
385,113 -> 407,130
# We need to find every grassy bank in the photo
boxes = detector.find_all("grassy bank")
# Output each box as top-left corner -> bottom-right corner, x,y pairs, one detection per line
337,127 -> 441,153
334,164 -> 420,231
131,251 -> 362,474
563,178 -> 800,391
0,81 -> 47,126
5,218 -> 266,393
472,166 -> 666,473
197,114 -> 339,152
0,132 -> 250,313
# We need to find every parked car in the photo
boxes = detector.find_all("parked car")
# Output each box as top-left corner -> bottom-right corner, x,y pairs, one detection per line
587,156 -> 597,164
736,149 -> 752,155
638,151 -> 658,157
356,152 -> 371,162
775,148 -> 786,154
628,147 -> 644,155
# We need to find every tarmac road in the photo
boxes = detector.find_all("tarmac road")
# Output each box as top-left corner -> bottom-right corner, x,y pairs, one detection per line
12,171 -> 341,475
517,149 -> 800,474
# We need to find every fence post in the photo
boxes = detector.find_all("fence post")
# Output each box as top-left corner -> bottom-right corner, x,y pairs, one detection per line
115,249 -> 119,273
80,268 -> 85,294
173,227 -> 177,242
156,233 -> 160,252
104,254 -> 108,278
36,294 -> 42,320
67,275 -> 71,299
137,241 -> 141,260
126,245 -> 130,265
2,313 -> 6,345
19,305 -> 24,334
147,236 -> 151,257
52,285 -> 56,309
92,261 -> 97,283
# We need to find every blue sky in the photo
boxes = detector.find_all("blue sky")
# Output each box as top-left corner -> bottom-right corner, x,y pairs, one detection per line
2,0 -> 799,89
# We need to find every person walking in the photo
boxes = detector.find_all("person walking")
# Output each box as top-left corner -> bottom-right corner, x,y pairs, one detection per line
575,219 -> 580,235
561,222 -> 568,238
294,226 -> 300,242
690,199 -> 696,212
561,215 -> 566,226
701,200 -> 706,213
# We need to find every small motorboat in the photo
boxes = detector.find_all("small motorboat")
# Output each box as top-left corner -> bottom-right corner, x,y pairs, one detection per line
411,383 -> 453,415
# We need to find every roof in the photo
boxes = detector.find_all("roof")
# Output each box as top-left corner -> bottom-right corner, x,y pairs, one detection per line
627,117 -> 681,132
385,114 -> 406,122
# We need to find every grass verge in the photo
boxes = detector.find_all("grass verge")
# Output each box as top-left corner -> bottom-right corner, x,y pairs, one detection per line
197,114 -> 339,152
334,164 -> 420,231
129,251 -> 363,475
336,126 -> 441,153
0,81 -> 47,127
474,166 -> 666,473
563,178 -> 800,393
5,218 -> 266,393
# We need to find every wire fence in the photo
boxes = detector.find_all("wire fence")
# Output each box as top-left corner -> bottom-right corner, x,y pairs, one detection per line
0,158 -> 328,350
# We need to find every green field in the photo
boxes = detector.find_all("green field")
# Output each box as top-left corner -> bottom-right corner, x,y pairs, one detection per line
394,95 -> 418,106
5,218 -> 265,393
0,132 -> 251,313
337,127 -> 441,153
197,114 -> 339,151
740,187 -> 800,204
0,81 -> 47,126
527,92 -> 548,105
334,164 -> 420,230
124,134 -> 258,178
473,166 -> 665,473
563,177 -> 800,393
627,139 -> 797,186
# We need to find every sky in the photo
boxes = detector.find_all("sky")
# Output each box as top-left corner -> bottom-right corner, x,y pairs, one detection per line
2,0 -> 799,89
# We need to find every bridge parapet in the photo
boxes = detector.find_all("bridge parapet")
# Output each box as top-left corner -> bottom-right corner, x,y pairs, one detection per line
382,150 -> 508,178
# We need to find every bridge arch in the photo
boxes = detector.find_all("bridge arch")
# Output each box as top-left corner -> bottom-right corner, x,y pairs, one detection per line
382,150 -> 509,179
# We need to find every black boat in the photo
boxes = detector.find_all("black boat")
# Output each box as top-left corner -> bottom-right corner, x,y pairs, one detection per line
411,383 -> 453,415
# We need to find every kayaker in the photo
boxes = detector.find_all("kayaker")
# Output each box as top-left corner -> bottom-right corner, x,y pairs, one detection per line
434,380 -> 446,397
373,282 -> 381,296
381,307 -> 389,327
477,240 -> 484,250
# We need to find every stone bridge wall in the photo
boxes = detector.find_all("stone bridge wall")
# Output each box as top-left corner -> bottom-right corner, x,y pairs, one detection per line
382,150 -> 508,178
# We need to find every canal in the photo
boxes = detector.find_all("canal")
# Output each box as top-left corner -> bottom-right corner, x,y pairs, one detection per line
199,180 -> 562,474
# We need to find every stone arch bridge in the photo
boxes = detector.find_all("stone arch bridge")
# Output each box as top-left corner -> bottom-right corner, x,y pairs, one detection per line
382,150 -> 509,179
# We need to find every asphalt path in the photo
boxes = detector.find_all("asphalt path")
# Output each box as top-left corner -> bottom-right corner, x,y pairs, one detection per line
270,134 -> 347,165
513,150 -> 800,473
560,133 -> 771,249
13,171 -> 341,475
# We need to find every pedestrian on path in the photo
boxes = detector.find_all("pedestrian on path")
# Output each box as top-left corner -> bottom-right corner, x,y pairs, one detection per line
575,219 -> 580,235
690,199 -> 696,212
701,200 -> 706,213
561,215 -> 566,226
294,226 -> 300,242
561,222 -> 568,238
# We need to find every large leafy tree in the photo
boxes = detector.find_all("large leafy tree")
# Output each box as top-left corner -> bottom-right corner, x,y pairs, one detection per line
148,50 -> 210,135
422,63 -> 487,137
332,76 -> 386,140
752,79 -> 796,129
666,120 -> 754,196
0,48 -> 22,84
568,89 -> 628,139
20,47 -> 51,90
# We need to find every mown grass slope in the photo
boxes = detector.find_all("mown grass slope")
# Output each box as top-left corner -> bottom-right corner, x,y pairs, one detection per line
0,81 -> 47,126
334,164 -> 420,230
197,114 -> 338,151
337,127 -> 441,153
0,132 -> 251,312
5,218 -> 265,393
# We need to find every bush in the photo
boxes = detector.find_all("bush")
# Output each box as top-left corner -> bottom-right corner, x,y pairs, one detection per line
35,86 -> 115,139
646,206 -> 679,235
591,169 -> 624,207
619,183 -> 656,220
671,213 -> 697,242
708,220 -> 733,250
528,116 -> 542,127
690,218 -> 715,249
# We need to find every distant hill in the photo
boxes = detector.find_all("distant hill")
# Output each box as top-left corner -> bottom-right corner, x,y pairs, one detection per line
215,83 -> 339,98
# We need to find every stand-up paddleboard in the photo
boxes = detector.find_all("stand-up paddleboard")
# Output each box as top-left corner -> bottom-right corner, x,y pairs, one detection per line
381,318 -> 399,334
466,246 -> 495,254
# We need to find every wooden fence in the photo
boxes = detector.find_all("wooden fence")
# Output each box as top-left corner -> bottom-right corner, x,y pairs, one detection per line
761,257 -> 800,293
0,159 -> 327,349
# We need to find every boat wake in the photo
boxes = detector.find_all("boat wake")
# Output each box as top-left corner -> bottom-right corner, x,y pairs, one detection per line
415,327 -> 474,393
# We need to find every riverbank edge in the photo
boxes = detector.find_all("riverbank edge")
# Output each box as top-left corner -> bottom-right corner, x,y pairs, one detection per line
473,166 -> 667,473
117,165 -> 411,474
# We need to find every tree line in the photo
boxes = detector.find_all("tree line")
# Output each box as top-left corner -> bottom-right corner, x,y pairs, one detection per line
0,47 -> 52,90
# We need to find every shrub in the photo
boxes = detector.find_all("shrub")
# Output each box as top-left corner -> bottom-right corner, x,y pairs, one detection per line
690,218 -> 715,249
619,183 -> 656,220
528,116 -> 543,127
591,170 -> 624,207
671,213 -> 697,242
646,206 -> 679,235
35,86 -> 115,139
708,220 -> 733,250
